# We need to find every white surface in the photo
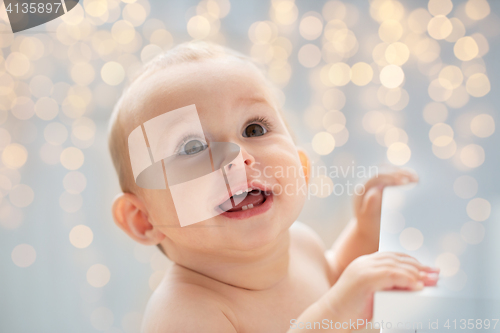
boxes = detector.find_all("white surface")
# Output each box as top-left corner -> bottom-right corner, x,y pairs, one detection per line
373,288 -> 500,332
374,179 -> 500,332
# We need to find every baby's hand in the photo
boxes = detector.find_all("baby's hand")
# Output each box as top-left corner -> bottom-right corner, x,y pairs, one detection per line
354,169 -> 418,237
323,251 -> 439,324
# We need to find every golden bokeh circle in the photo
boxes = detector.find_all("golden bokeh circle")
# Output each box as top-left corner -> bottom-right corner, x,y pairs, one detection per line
465,0 -> 490,20
387,142 -> 411,166
5,52 -> 30,77
101,61 -> 125,86
350,62 -> 373,86
60,147 -> 84,170
2,143 -> 28,169
312,132 -> 336,155
299,15 -> 323,41
454,37 -> 478,61
470,114 -> 495,138
69,225 -> 93,249
466,198 -> 491,222
87,264 -> 111,288
380,64 -> 404,89
460,144 -> 485,168
11,244 -> 36,268
427,15 -> 452,40
466,73 -> 490,97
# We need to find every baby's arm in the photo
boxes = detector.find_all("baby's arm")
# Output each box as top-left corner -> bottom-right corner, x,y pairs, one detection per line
325,170 -> 418,282
288,252 -> 439,333
141,283 -> 238,333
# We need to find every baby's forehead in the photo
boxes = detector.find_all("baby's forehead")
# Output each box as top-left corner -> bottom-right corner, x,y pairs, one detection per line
120,57 -> 278,131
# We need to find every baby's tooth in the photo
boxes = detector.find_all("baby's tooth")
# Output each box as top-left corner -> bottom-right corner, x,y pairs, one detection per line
248,204 -> 253,209
247,188 -> 252,192
235,190 -> 243,195
242,205 -> 248,211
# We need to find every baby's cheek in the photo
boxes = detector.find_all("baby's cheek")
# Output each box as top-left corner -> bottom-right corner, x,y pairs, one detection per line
278,178 -> 307,227
273,160 -> 308,206
144,189 -> 181,227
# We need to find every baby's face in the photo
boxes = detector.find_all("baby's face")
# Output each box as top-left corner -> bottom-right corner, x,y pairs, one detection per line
125,57 -> 306,254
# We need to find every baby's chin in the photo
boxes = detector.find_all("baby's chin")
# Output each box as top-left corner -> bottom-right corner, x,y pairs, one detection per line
167,219 -> 274,253
219,204 -> 300,250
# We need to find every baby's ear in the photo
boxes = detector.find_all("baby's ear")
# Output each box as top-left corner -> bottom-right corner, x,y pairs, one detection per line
297,148 -> 310,185
112,193 -> 165,245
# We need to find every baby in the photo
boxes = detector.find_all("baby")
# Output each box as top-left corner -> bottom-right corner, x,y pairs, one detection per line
108,41 -> 439,332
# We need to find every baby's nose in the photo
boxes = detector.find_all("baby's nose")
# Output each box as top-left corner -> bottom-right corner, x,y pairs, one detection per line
239,145 -> 256,167
209,142 -> 243,170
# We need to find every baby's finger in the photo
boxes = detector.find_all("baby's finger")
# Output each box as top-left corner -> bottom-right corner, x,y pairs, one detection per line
376,257 -> 425,282
354,175 -> 397,212
353,170 -> 417,214
395,263 -> 422,281
420,271 -> 439,286
394,169 -> 419,181
378,268 -> 423,291
363,171 -> 418,192
390,252 -> 440,273
363,174 -> 400,191
388,169 -> 419,185
358,185 -> 383,218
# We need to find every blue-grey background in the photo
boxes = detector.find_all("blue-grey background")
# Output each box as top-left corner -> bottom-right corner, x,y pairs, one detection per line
1,0 -> 499,332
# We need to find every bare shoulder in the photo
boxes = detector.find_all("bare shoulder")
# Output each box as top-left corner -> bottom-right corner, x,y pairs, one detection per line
289,221 -> 336,286
289,221 -> 327,260
141,268 -> 238,333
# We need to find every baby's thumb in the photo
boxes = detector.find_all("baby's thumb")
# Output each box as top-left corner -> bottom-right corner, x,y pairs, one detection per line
360,185 -> 383,217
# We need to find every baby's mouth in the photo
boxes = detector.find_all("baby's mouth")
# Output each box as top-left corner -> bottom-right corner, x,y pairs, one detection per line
219,188 -> 269,212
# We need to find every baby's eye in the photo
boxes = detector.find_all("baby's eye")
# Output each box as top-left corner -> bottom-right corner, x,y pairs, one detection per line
243,123 -> 267,137
179,139 -> 207,155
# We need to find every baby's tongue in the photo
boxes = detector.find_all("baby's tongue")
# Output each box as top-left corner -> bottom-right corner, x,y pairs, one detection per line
220,191 -> 265,212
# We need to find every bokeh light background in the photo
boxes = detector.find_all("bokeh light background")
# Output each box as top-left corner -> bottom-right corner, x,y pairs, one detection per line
0,0 -> 499,332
